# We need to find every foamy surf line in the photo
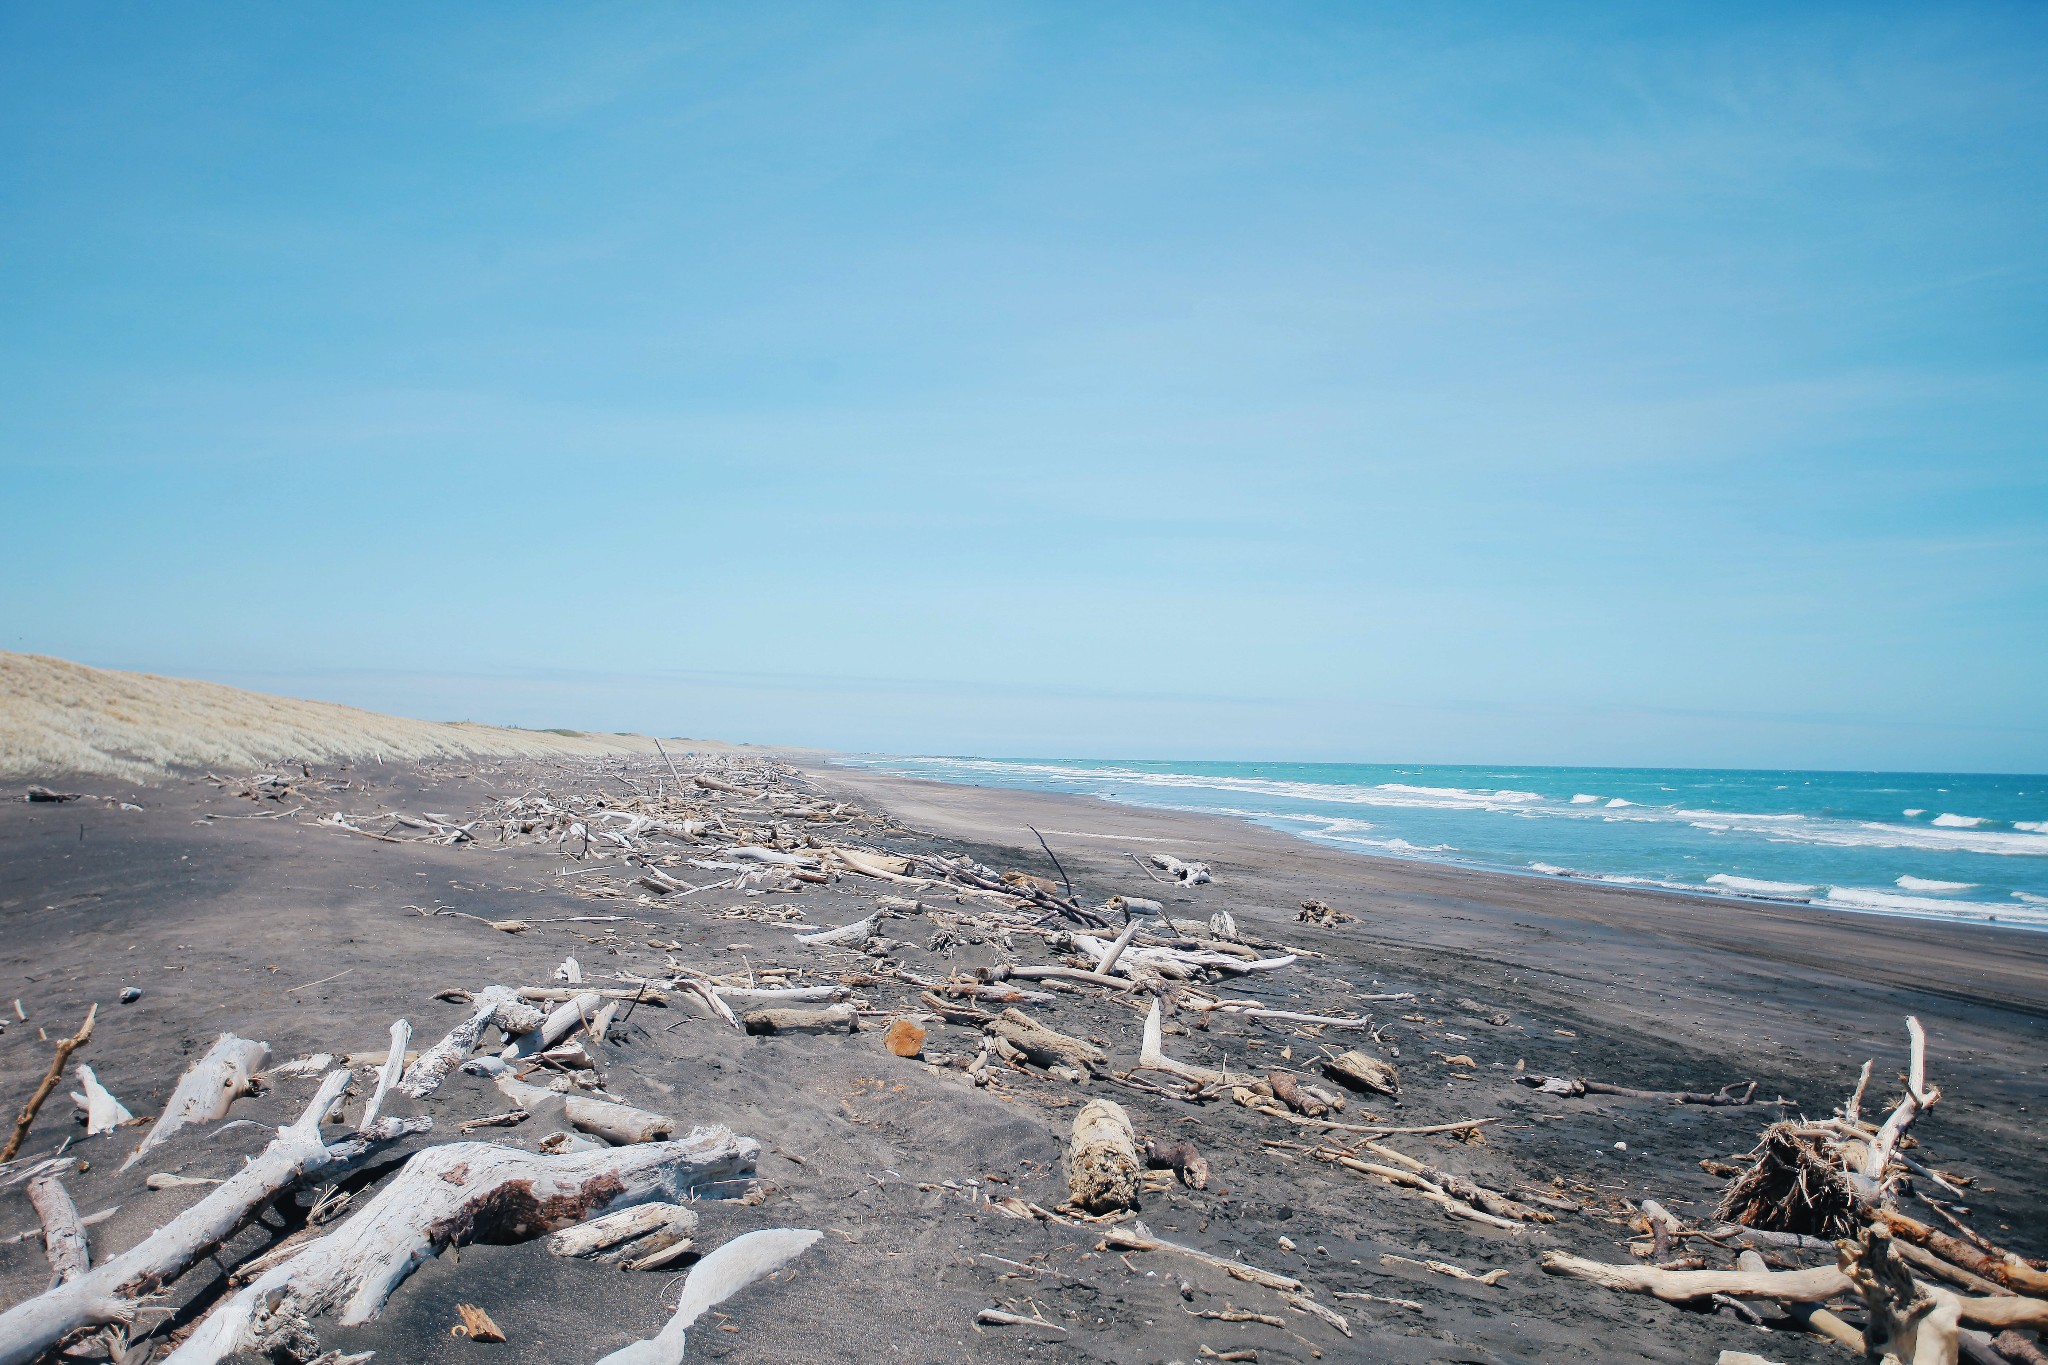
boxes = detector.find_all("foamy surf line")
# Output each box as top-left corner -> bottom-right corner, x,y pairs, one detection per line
834,754 -> 2048,933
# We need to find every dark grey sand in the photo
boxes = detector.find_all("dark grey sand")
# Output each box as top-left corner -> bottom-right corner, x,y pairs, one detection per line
1,756 -> 2043,1364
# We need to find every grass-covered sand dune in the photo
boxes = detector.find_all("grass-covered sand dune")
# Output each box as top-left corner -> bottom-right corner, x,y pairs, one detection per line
0,651 -> 672,781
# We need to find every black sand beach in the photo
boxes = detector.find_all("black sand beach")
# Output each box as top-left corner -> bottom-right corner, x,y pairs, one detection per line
1,753 -> 2042,1363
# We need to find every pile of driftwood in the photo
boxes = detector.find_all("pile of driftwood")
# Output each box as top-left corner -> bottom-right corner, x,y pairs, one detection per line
1542,1016 -> 2048,1365
0,992 -> 818,1364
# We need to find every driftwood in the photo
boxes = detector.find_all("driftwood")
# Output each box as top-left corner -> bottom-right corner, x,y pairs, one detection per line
1716,1122 -> 1863,1238
403,987 -> 542,1099
357,1021 -> 409,1130
1516,1074 -> 1761,1106
742,1005 -> 858,1036
1101,1221 -> 1302,1292
122,1033 -> 268,1170
479,1065 -> 676,1145
1541,1250 -> 1853,1303
163,1129 -> 759,1364
25,1174 -> 88,1286
1845,1227 -> 1961,1365
0,1071 -> 397,1365
988,1009 -> 1104,1073
1268,1071 -> 1344,1117
1864,1016 -> 1941,1186
70,1064 -> 133,1136
1322,1049 -> 1399,1098
1876,1209 -> 2048,1298
1138,1001 -> 1252,1087
545,1202 -> 699,1258
595,1227 -> 822,1365
1734,1247 -> 1865,1353
795,915 -> 878,947
1,1005 -> 96,1163
503,991 -> 602,1059
1065,1100 -> 1139,1213
1143,1137 -> 1210,1189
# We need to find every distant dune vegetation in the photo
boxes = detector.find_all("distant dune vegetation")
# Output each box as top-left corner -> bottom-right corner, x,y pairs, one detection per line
0,651 -> 669,781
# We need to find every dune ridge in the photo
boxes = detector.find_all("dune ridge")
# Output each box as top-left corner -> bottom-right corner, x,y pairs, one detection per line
0,651 -> 668,781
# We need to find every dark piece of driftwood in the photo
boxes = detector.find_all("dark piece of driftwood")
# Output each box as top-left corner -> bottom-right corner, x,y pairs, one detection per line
1715,1123 -> 1864,1240
1,1005 -> 96,1163
163,1129 -> 759,1363
1143,1137 -> 1210,1189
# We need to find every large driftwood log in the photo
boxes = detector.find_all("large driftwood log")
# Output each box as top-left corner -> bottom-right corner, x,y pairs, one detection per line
479,1064 -> 676,1145
1515,1074 -> 1761,1106
1845,1228 -> 1961,1365
122,1033 -> 268,1170
988,1010 -> 1104,1073
0,1071 -> 386,1365
1735,1248 -> 1865,1353
162,1129 -> 760,1364
595,1228 -> 822,1365
742,1005 -> 858,1036
1066,1100 -> 1139,1213
25,1174 -> 88,1286
1102,1221 -> 1302,1292
402,986 -> 543,1099
1540,1250 -> 1852,1303
357,1021 -> 409,1129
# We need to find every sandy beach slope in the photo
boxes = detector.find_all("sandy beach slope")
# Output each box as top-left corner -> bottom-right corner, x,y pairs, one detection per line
0,748 -> 2040,1364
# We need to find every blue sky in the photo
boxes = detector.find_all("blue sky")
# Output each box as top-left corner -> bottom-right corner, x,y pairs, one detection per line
2,4 -> 2044,770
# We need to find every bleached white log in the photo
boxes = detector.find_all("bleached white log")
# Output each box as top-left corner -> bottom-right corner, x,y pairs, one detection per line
595,1228 -> 822,1365
546,1202 -> 699,1258
589,1000 -> 619,1044
25,1174 -> 88,1285
357,1021 -> 409,1130
1138,1001 -> 1253,1087
711,985 -> 847,1009
72,1065 -> 134,1134
681,979 -> 741,1029
122,1034 -> 269,1170
720,846 -> 817,868
0,1071 -> 368,1365
795,914 -> 877,946
401,987 -> 541,1099
479,1063 -> 676,1145
267,1054 -> 336,1079
164,1131 -> 760,1365
503,991 -> 602,1059
556,957 -> 583,984
1092,919 -> 1144,978
1150,854 -> 1211,886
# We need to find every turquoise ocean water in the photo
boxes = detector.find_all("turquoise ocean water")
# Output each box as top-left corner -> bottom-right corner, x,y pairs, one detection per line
832,757 -> 2048,931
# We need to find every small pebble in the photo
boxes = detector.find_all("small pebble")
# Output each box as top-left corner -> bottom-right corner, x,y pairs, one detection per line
1613,1141 -> 1628,1151
1278,1235 -> 1297,1251
119,987 -> 142,1004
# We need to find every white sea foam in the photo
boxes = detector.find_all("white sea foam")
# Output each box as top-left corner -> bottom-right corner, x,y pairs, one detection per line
1530,862 -> 1571,875
2018,821 -> 2048,834
1825,885 -> 2045,925
2014,892 -> 2048,906
1932,813 -> 1984,827
1570,794 -> 1600,804
1904,809 -> 1926,818
1605,798 -> 1634,808
1896,876 -> 1975,893
1707,874 -> 1815,897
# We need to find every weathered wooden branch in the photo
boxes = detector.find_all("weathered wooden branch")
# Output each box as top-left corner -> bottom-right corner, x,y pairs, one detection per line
1515,1074 -> 1762,1106
1864,1016 -> 1941,1185
988,1009 -> 1104,1074
503,991 -> 601,1060
25,1174 -> 88,1287
1322,1050 -> 1399,1097
122,1032 -> 267,1170
2,1005 -> 96,1163
402,987 -> 543,1099
546,1202 -> 698,1258
1138,1001 -> 1253,1087
357,1020 -> 409,1130
742,1005 -> 858,1036
162,1129 -> 759,1364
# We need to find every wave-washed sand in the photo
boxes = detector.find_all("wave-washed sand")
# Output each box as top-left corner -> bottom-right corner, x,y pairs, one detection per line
0,737 -> 2043,1361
